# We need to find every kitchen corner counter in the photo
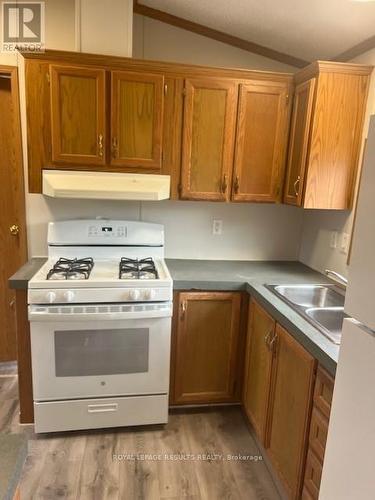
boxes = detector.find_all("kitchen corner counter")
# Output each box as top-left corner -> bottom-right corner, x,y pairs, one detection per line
166,259 -> 339,375
9,258 -> 47,289
0,434 -> 27,500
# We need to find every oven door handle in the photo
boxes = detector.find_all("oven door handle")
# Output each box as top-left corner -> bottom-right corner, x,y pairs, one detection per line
28,303 -> 173,321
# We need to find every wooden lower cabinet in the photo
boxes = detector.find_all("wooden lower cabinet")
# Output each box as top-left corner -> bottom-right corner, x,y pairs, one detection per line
266,324 -> 316,499
243,298 -> 275,443
171,291 -> 243,404
243,299 -> 318,499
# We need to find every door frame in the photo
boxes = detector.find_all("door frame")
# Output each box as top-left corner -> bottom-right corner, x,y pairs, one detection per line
0,65 -> 28,360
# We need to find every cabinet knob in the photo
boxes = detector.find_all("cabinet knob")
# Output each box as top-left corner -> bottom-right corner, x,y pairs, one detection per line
9,224 -> 19,236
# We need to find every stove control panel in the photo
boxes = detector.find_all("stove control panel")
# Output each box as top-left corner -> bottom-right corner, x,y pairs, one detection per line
88,224 -> 127,238
28,287 -> 172,305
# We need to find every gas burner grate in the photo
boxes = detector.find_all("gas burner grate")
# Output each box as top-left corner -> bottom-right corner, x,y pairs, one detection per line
47,258 -> 94,280
119,257 -> 158,280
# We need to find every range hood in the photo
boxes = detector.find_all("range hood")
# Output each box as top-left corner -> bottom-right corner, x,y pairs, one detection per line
42,170 -> 171,201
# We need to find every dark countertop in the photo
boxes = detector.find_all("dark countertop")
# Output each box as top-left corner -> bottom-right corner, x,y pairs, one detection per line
167,259 -> 339,375
9,258 -> 339,375
9,257 -> 47,289
0,434 -> 27,500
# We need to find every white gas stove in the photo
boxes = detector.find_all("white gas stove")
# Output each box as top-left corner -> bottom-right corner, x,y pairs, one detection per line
28,220 -> 173,433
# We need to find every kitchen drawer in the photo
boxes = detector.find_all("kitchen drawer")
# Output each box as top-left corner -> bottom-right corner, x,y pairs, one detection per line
309,406 -> 329,462
34,394 -> 168,433
313,366 -> 334,418
303,450 -> 322,500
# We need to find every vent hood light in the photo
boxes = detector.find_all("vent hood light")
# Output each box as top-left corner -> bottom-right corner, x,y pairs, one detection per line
42,170 -> 171,201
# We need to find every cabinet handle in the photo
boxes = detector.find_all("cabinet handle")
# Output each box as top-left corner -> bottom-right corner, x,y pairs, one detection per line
221,174 -> 228,193
112,136 -> 118,159
269,333 -> 278,354
234,175 -> 240,194
98,134 -> 104,158
293,176 -> 300,197
264,329 -> 273,350
181,301 -> 186,319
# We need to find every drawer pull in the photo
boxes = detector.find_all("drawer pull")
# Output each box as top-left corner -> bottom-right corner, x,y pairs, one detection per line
88,403 -> 118,413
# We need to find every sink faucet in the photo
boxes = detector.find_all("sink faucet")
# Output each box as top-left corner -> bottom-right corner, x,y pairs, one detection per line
325,269 -> 348,288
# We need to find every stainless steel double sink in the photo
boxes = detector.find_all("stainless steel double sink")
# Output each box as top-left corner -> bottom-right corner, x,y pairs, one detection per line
266,284 -> 348,344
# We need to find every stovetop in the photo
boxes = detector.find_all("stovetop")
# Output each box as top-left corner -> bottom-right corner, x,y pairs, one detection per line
29,257 -> 171,289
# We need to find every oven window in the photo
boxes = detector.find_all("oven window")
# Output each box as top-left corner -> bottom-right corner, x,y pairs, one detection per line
54,329 -> 149,377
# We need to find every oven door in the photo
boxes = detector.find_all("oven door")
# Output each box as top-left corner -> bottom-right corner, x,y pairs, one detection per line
29,302 -> 172,401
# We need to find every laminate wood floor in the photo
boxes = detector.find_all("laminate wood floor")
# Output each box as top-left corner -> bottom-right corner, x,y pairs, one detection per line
0,365 -> 281,500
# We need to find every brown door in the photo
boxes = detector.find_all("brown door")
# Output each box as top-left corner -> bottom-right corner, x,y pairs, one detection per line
173,292 -> 241,404
243,299 -> 275,443
50,65 -> 106,165
232,81 -> 291,202
0,67 -> 27,361
111,71 -> 164,169
284,78 -> 316,206
180,78 -> 238,201
266,324 -> 316,499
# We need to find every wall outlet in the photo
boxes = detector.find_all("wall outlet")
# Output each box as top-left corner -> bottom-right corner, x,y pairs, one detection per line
340,232 -> 350,254
212,219 -> 223,235
330,231 -> 338,249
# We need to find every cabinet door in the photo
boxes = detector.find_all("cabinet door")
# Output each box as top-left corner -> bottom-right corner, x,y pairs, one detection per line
111,71 -> 164,169
243,299 -> 275,443
180,78 -> 238,201
50,65 -> 106,165
266,324 -> 316,500
173,292 -> 241,404
284,78 -> 316,206
232,81 -> 290,202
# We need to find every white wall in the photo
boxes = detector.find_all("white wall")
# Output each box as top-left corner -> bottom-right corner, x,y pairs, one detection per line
78,0 -> 132,56
133,14 -> 296,72
299,48 -> 375,276
28,196 -> 303,260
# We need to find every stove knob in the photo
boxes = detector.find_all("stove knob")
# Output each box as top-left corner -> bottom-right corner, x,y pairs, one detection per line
129,289 -> 140,301
63,291 -> 75,302
144,289 -> 156,300
46,291 -> 57,303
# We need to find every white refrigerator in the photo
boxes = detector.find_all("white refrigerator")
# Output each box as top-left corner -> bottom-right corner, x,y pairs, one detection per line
320,115 -> 375,499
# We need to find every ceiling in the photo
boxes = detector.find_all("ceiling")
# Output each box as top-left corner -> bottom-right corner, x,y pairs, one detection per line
140,0 -> 375,62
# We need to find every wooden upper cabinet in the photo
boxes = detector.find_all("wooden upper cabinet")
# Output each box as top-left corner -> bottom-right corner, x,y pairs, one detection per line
284,62 -> 372,209
172,292 -> 241,404
284,78 -> 316,206
232,81 -> 291,202
266,324 -> 316,500
50,65 -> 106,165
180,78 -> 238,201
110,71 -> 164,169
243,299 -> 275,444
